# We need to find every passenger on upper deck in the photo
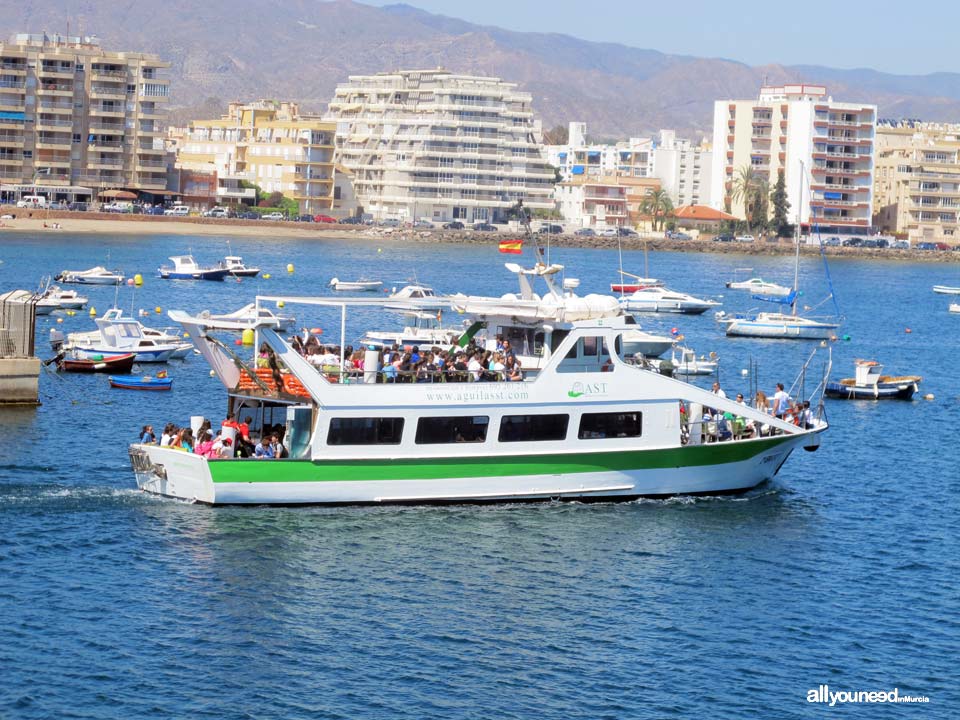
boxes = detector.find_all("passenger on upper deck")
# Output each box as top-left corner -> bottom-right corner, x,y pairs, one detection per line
255,436 -> 275,459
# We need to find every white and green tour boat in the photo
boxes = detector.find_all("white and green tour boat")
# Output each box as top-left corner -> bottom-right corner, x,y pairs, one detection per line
128,292 -> 828,505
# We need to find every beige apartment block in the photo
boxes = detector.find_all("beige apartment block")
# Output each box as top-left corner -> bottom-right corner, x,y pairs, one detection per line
711,85 -> 876,235
177,100 -> 336,213
874,121 -> 960,244
327,69 -> 556,223
0,32 -> 170,202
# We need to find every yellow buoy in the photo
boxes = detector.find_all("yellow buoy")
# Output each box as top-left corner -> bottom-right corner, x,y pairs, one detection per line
89,307 -> 97,316
277,300 -> 285,308
286,263 -> 294,273
66,310 -> 75,316
134,273 -> 143,286
263,273 -> 271,279
155,306 -> 162,314
183,332 -> 189,338
241,328 -> 255,346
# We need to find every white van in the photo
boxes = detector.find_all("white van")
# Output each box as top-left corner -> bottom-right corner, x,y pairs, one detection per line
163,205 -> 190,216
16,195 -> 48,209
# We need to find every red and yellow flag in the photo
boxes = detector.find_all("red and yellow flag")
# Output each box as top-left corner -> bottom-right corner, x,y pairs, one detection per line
498,239 -> 523,254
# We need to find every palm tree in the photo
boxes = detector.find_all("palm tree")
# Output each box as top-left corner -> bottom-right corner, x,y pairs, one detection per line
731,165 -> 759,231
640,189 -> 673,231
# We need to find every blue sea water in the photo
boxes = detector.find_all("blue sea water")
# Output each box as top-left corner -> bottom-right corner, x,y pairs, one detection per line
1,232 -> 957,718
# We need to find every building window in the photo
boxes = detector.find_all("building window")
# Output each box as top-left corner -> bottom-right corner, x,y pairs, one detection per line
578,412 -> 642,440
415,416 -> 489,444
498,414 -> 569,442
327,417 -> 404,445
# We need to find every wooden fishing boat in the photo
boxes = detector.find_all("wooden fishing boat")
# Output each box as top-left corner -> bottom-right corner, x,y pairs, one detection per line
825,360 -> 921,400
109,374 -> 173,391
61,353 -> 136,373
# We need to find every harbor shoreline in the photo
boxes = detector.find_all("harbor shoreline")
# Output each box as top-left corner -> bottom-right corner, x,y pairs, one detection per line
1,214 -> 956,262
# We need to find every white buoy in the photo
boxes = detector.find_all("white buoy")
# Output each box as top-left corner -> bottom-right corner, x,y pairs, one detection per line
740,368 -> 749,376
924,393 -> 935,401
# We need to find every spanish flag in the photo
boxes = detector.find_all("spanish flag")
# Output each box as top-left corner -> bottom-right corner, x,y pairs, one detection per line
498,239 -> 523,254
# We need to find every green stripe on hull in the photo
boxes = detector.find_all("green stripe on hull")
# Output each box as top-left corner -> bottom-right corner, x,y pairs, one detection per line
208,436 -> 794,484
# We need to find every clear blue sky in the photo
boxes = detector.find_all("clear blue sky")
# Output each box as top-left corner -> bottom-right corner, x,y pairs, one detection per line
362,0 -> 956,75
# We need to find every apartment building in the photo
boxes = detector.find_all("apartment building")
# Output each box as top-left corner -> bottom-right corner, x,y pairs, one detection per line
711,85 -> 876,235
546,124 -> 710,207
326,69 -> 555,223
0,32 -> 170,202
546,122 -> 654,180
556,175 -> 660,229
176,100 -> 336,213
874,121 -> 960,243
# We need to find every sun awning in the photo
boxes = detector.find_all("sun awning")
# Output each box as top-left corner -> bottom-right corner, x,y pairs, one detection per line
98,189 -> 138,199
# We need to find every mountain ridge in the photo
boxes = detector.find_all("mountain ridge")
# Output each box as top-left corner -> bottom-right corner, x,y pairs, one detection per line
3,0 -> 958,136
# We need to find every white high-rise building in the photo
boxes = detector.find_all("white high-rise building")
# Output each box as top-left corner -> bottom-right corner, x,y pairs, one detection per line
326,69 -> 556,223
651,130 -> 713,207
710,84 -> 876,234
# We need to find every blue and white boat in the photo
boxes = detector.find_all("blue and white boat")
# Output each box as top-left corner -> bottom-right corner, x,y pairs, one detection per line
158,256 -> 231,281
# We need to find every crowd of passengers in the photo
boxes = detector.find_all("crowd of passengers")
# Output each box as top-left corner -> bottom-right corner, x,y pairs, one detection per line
680,381 -> 817,444
279,334 -> 525,383
137,415 -> 289,459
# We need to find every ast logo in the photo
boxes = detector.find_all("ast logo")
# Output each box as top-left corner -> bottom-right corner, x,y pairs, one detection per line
567,382 -> 608,398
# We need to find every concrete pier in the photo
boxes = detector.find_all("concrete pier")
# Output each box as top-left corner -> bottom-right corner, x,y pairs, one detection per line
0,357 -> 41,405
0,290 -> 40,406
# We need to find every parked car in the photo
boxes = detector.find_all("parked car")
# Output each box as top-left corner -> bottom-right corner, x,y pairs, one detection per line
538,223 -> 564,234
202,207 -> 231,218
934,242 -> 950,251
16,195 -> 48,209
163,205 -> 190,216
67,202 -> 88,212
823,236 -> 842,246
313,214 -> 337,224
443,220 -> 465,230
143,206 -> 165,215
413,218 -> 434,228
261,212 -> 285,221
735,234 -> 755,243
862,239 -> 880,248
670,231 -> 693,241
616,227 -> 638,237
296,215 -> 315,222
916,242 -> 936,250
574,228 -> 596,237
337,216 -> 361,224
472,222 -> 497,231
379,218 -> 401,228
597,227 -> 618,237
237,211 -> 259,220
841,237 -> 863,247
891,240 -> 910,249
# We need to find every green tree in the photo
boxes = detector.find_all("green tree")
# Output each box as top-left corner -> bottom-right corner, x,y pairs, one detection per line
640,189 -> 673,231
770,172 -> 792,237
731,165 -> 759,231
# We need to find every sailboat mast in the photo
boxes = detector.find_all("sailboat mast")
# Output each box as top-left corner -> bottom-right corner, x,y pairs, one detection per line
792,160 -> 804,316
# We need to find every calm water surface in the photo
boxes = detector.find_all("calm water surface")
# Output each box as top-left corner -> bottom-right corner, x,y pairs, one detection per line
1,232 -> 957,718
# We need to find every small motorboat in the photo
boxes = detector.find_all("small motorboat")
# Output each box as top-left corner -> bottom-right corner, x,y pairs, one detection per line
329,277 -> 383,292
109,374 -> 173,391
60,352 -> 136,373
932,285 -> 960,295
950,303 -> 960,314
725,277 -> 792,297
36,284 -> 89,311
220,255 -> 261,277
619,286 -> 720,314
158,256 -> 231,281
669,345 -> 719,376
825,360 -> 921,400
55,266 -> 125,285
610,270 -> 662,294
202,303 -> 296,332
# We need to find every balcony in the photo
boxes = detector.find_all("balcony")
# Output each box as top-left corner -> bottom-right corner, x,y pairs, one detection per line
36,157 -> 72,168
0,79 -> 25,91
0,62 -> 27,74
88,138 -> 124,149
36,116 -> 73,130
135,159 -> 166,170
0,169 -> 25,179
90,85 -> 127,99
0,100 -> 25,113
89,106 -> 126,117
88,157 -> 125,169
36,135 -> 72,149
36,82 -> 74,96
133,175 -> 168,190
0,133 -> 24,146
38,101 -> 75,114
92,123 -> 125,135
91,67 -> 128,79
39,64 -> 75,79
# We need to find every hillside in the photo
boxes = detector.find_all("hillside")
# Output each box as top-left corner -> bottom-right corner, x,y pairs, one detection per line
3,0 -> 959,137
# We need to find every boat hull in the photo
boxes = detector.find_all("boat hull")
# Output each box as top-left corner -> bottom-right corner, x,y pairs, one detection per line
129,432 -> 816,505
724,319 -> 838,340
159,269 -> 230,281
110,376 -> 172,391
62,353 -> 136,373
932,285 -> 960,295
825,380 -> 919,400
73,346 -> 174,363
624,302 -> 713,315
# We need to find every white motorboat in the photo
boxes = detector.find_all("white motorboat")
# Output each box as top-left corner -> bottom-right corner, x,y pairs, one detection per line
362,312 -> 462,350
619,286 -> 720,315
220,256 -> 261,278
669,345 -> 719,376
725,277 -> 792,297
619,329 -> 675,358
933,285 -> 960,295
330,278 -> 383,292
129,300 -> 829,505
55,266 -> 125,285
62,308 -> 183,362
37,284 -> 88,310
385,284 -> 445,311
202,303 -> 296,332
